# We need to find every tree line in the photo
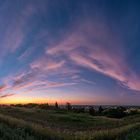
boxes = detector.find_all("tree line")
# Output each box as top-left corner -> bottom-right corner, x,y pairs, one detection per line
6,102 -> 140,119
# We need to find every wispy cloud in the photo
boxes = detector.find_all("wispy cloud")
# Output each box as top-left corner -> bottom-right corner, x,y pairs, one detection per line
30,59 -> 65,73
18,46 -> 35,61
0,85 -> 7,92
1,68 -> 77,94
46,20 -> 140,92
0,93 -> 15,98
1,5 -> 34,58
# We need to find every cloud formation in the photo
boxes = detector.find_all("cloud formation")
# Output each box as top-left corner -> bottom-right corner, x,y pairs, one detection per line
30,59 -> 65,73
0,4 -> 35,61
0,85 -> 7,92
46,20 -> 140,91
0,0 -> 140,105
0,93 -> 15,98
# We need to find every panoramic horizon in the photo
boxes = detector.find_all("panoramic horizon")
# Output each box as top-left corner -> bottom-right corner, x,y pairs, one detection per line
0,0 -> 140,105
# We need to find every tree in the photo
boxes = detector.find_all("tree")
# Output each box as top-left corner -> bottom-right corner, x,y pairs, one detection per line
39,103 -> 49,110
89,107 -> 95,116
98,106 -> 103,114
15,104 -> 23,107
66,102 -> 72,110
104,108 -> 126,118
25,103 -> 38,108
55,102 -> 58,109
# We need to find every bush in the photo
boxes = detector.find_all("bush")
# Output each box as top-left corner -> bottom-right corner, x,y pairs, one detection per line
89,107 -> 95,116
66,102 -> 72,110
129,109 -> 139,115
72,108 -> 85,113
38,103 -> 49,110
55,102 -> 59,109
98,106 -> 104,114
104,108 -> 126,118
24,103 -> 39,108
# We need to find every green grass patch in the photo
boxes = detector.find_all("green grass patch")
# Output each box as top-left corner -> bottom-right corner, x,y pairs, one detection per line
0,107 -> 140,140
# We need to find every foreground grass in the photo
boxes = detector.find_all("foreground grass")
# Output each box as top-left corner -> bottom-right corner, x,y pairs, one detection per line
0,107 -> 140,140
117,127 -> 140,140
0,106 -> 121,132
0,106 -> 140,132
75,123 -> 140,140
0,114 -> 68,140
0,122 -> 38,140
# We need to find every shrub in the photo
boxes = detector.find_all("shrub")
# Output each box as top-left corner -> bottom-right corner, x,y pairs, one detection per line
98,106 -> 104,114
89,107 -> 95,116
55,102 -> 59,109
104,108 -> 126,118
38,103 -> 49,110
66,102 -> 72,110
72,108 -> 85,113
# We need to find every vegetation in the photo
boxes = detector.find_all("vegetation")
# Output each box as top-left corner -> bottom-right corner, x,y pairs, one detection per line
0,104 -> 139,140
89,107 -> 95,116
103,108 -> 126,118
66,102 -> 72,110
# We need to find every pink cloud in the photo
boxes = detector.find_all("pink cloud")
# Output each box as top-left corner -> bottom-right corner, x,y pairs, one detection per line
46,32 -> 83,55
1,69 -> 77,93
46,20 -> 140,91
0,93 -> 15,98
30,59 -> 65,73
0,85 -> 7,92
12,80 -> 76,92
30,57 -> 80,85
70,52 -> 126,83
47,82 -> 76,88
73,52 -> 140,91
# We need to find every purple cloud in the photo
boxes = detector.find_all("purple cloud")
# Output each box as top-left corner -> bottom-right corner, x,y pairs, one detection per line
46,20 -> 140,91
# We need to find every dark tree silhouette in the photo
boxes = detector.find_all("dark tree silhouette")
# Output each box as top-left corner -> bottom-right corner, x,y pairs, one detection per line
39,103 -> 49,110
66,102 -> 72,110
98,106 -> 104,114
89,107 -> 95,116
55,102 -> 58,108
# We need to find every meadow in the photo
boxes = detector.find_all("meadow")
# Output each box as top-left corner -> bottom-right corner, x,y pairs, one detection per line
0,105 -> 139,140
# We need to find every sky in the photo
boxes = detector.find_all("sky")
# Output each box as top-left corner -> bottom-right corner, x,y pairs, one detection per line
0,0 -> 140,105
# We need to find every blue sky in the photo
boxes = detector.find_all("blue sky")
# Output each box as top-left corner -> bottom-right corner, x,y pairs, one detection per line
0,0 -> 140,105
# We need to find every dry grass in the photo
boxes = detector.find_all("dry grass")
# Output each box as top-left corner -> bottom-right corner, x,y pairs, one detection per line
0,108 -> 139,140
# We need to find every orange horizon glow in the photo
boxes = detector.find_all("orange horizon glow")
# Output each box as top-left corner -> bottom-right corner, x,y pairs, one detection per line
0,98 -> 95,105
0,97 -> 134,106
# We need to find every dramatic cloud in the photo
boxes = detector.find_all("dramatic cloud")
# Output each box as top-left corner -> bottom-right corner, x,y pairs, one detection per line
1,69 -> 77,94
46,20 -> 140,91
0,1 -> 140,105
70,52 -> 140,91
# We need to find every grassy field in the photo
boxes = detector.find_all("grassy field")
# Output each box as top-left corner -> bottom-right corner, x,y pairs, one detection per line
0,106 -> 139,140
